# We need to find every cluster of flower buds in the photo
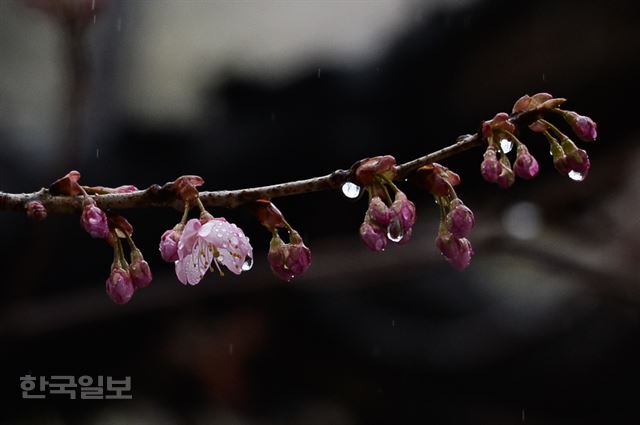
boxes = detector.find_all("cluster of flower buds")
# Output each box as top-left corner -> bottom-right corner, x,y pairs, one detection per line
481,93 -> 597,185
251,199 -> 312,282
46,170 -> 153,304
354,156 -> 416,251
159,176 -> 254,286
415,163 -> 475,270
480,112 -> 540,188
104,215 -> 153,304
27,92 -> 599,307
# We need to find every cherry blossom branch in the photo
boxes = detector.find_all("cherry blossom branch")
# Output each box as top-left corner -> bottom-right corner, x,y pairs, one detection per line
0,92 -> 599,303
0,109 -> 548,215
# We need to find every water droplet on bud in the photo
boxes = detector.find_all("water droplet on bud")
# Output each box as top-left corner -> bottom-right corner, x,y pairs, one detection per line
500,138 -> 513,153
568,170 -> 585,181
341,182 -> 362,199
386,218 -> 404,242
242,256 -> 254,271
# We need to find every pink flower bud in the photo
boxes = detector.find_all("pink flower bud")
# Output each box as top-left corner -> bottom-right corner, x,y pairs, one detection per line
267,233 -> 312,282
512,93 -> 565,113
496,162 -> 515,189
397,227 -> 413,245
481,112 -> 516,139
391,191 -> 416,230
513,144 -> 539,180
114,185 -> 139,193
355,155 -> 397,186
268,236 -> 293,282
159,228 -> 181,262
550,140 -> 570,175
435,233 -> 473,271
562,111 -> 597,142
130,250 -> 152,289
106,267 -> 135,305
81,199 -> 109,239
566,148 -> 590,176
446,199 -> 475,239
512,93 -> 549,113
561,138 -> 591,178
481,147 -> 501,183
251,199 -> 287,231
553,155 -> 571,175
421,163 -> 460,196
25,201 -> 47,220
367,197 -> 392,227
359,222 -> 387,252
286,233 -> 312,276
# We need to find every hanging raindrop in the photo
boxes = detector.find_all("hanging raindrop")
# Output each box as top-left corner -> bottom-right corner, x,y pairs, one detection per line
500,138 -> 513,153
386,218 -> 404,242
341,182 -> 362,199
568,170 -> 585,181
242,256 -> 254,271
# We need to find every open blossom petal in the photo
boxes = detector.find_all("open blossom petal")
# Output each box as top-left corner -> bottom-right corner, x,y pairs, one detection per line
174,217 -> 253,285
177,219 -> 202,259
198,218 -> 253,275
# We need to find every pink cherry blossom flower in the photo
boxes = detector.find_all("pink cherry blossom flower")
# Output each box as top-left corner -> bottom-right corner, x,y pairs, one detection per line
106,266 -> 135,304
159,228 -> 181,262
560,138 -> 591,178
422,163 -> 460,196
512,93 -> 565,113
496,163 -> 515,189
267,232 -> 312,282
436,233 -> 473,270
25,201 -> 47,220
268,236 -> 292,281
130,250 -> 152,289
446,199 -> 475,239
80,198 -> 109,239
481,112 -> 516,140
566,148 -> 590,175
513,144 -> 539,180
391,191 -> 416,230
355,155 -> 397,186
562,110 -> 597,142
286,232 -> 312,276
390,191 -> 416,244
481,147 -> 501,183
174,218 -> 253,285
359,222 -> 387,252
367,197 -> 392,227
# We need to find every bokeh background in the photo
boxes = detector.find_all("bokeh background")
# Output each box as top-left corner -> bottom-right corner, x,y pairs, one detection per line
1,0 -> 640,423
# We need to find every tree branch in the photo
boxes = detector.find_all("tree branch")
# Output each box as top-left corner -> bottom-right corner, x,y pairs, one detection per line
0,109 -> 540,215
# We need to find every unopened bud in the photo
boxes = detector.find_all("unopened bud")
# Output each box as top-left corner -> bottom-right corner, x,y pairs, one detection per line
25,201 -> 47,220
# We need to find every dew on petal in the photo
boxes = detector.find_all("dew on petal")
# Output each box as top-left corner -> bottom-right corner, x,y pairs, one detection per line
386,218 -> 404,242
568,170 -> 585,181
341,182 -> 362,199
500,138 -> 513,153
242,256 -> 254,271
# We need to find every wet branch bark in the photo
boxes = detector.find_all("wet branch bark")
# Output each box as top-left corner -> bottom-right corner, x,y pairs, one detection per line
0,109 -> 540,215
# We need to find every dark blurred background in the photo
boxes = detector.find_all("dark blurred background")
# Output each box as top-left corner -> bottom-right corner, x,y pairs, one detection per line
1,0 -> 640,423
